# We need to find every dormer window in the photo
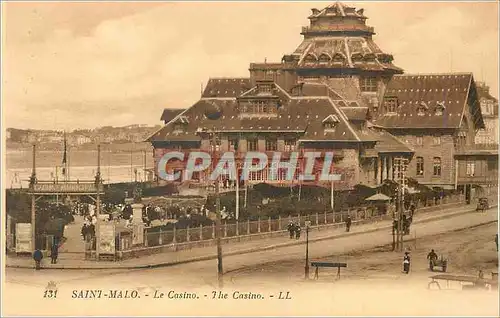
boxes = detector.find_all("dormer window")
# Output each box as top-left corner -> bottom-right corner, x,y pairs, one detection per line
435,102 -> 446,116
239,100 -> 277,116
360,77 -> 378,92
417,102 -> 428,116
383,97 -> 398,113
259,84 -> 272,94
322,114 -> 340,130
351,53 -> 364,64
319,53 -> 331,64
172,116 -> 189,131
363,53 -> 377,64
304,54 -> 317,63
332,53 -> 345,64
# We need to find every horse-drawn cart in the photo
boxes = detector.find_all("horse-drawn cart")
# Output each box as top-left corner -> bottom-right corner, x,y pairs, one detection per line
429,256 -> 448,272
476,197 -> 489,212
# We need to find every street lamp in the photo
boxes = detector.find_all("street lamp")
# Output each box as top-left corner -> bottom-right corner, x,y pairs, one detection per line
304,220 -> 311,280
200,103 -> 224,288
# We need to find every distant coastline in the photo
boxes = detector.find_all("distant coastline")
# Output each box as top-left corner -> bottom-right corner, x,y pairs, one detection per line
5,143 -> 156,188
6,141 -> 152,153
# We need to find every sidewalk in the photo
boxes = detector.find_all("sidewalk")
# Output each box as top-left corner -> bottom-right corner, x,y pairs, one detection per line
7,203 -> 493,270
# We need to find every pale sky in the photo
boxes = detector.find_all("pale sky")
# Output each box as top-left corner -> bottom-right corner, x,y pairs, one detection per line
2,1 -> 498,130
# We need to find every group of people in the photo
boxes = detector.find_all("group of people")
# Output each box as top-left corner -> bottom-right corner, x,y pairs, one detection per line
401,249 -> 442,274
80,217 -> 96,242
393,214 -> 413,235
32,241 -> 60,270
287,222 -> 302,239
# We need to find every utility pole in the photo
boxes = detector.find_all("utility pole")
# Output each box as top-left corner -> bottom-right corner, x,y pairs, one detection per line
304,221 -> 311,279
212,131 -> 223,288
95,144 -> 102,261
394,157 -> 401,251
234,141 -> 239,220
30,144 -> 37,251
394,157 -> 407,252
400,158 -> 408,252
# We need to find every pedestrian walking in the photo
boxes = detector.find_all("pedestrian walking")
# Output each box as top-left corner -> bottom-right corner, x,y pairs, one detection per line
403,251 -> 411,274
295,223 -> 301,239
50,243 -> 59,264
33,249 -> 43,270
287,221 -> 295,239
345,215 -> 352,232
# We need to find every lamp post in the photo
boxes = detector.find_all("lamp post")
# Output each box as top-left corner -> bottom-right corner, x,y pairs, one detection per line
304,220 -> 311,280
212,130 -> 223,288
234,139 -> 240,220
200,103 -> 224,288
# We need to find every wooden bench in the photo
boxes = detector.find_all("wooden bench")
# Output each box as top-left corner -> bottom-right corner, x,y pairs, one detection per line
311,262 -> 347,280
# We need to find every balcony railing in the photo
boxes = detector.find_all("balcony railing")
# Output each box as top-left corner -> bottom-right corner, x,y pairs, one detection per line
457,174 -> 498,184
301,25 -> 374,34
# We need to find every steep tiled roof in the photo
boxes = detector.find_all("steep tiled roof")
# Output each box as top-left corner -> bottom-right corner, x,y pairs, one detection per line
160,108 -> 185,122
358,128 -> 413,153
295,37 -> 402,73
373,73 -> 484,129
340,107 -> 370,121
201,78 -> 251,98
151,81 -> 363,143
300,82 -> 343,100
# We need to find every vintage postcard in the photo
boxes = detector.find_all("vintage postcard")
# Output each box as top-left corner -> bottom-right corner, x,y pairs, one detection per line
2,1 -> 499,316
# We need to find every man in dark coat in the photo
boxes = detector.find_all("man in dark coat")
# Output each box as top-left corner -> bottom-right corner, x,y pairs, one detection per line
409,203 -> 416,218
287,222 -> 295,239
295,223 -> 301,239
33,249 -> 43,270
50,243 -> 59,264
345,216 -> 352,232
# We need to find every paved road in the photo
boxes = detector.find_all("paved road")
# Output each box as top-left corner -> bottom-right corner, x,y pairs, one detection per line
8,202 -> 476,268
7,207 -> 497,286
4,207 -> 498,316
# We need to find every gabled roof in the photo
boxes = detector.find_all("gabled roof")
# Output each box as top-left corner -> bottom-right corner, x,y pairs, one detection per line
357,127 -> 414,153
160,108 -> 185,122
202,78 -> 251,98
322,114 -> 340,123
151,81 -> 364,143
373,73 -> 484,129
340,107 -> 370,121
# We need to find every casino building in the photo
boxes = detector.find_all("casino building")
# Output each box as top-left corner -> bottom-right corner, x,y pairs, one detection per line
148,2 -> 497,199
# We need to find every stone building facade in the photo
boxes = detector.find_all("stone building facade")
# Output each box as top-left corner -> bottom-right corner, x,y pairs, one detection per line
474,82 -> 498,145
149,2 -> 496,197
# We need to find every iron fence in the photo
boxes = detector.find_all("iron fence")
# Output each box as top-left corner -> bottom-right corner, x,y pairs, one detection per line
117,194 -> 466,252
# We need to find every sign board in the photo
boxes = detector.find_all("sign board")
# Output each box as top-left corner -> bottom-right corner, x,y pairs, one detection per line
15,223 -> 32,253
99,224 -> 115,254
32,182 -> 101,194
